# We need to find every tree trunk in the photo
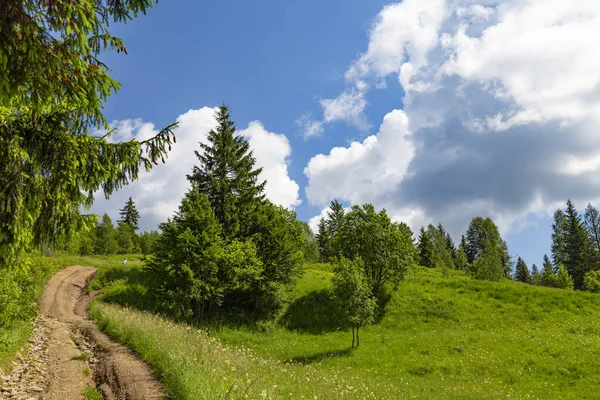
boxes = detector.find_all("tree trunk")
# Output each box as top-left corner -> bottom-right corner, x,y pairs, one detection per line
352,326 -> 355,349
356,325 -> 360,347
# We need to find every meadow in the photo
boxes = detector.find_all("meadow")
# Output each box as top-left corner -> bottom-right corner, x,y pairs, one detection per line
83,258 -> 600,399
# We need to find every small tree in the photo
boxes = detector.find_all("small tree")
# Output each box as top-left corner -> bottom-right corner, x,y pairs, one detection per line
332,257 -> 376,348
514,257 -> 531,283
334,204 -> 416,296
554,263 -> 574,290
119,197 -> 141,231
540,255 -> 556,287
531,264 -> 541,286
583,270 -> 600,293
138,230 -> 161,256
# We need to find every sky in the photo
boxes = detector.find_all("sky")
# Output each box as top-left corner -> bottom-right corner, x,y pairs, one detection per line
89,0 -> 600,269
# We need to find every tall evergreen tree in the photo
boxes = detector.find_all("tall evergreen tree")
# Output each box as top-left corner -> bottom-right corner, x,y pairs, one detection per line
583,203 -> 600,270
514,257 -> 531,283
119,197 -> 141,231
531,263 -> 541,285
417,227 -> 438,268
428,224 -> 454,272
551,209 -> 568,268
316,199 -> 346,261
564,200 -> 591,289
187,105 -> 266,240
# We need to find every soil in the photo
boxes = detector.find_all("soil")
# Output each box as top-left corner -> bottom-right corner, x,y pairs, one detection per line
0,265 -> 164,400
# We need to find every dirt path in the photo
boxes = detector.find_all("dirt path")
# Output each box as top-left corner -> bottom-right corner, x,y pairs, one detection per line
0,265 -> 163,400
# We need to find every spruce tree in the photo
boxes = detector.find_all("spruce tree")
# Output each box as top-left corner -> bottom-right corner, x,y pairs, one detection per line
417,227 -> 438,268
541,254 -> 556,287
564,200 -> 590,289
583,203 -> 600,270
531,263 -> 541,285
551,209 -> 568,268
94,214 -> 119,255
316,199 -> 346,261
119,197 -> 141,231
514,257 -> 531,283
187,105 -> 266,240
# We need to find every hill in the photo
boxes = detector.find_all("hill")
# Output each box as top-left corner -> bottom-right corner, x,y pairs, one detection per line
86,260 -> 600,399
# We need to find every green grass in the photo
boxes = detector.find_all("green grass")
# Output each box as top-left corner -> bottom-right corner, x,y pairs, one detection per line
88,261 -> 600,399
72,353 -> 90,361
84,386 -> 103,400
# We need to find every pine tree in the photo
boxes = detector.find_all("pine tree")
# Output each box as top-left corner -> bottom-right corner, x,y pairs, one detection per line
316,199 -> 346,261
531,263 -> 541,285
428,224 -> 454,273
540,254 -> 556,287
564,200 -> 590,289
119,197 -> 141,231
455,235 -> 469,270
583,203 -> 600,270
514,257 -> 531,283
187,105 -> 266,240
551,209 -> 568,268
417,227 -> 438,268
555,263 -> 574,290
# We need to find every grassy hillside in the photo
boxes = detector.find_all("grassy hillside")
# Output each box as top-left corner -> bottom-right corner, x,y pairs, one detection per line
88,261 -> 600,399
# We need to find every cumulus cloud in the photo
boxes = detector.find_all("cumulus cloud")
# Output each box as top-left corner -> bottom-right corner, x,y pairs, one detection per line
90,108 -> 300,231
305,0 -> 600,237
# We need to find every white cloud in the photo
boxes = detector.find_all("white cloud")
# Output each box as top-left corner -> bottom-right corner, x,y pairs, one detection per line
296,114 -> 324,138
320,87 -> 368,129
304,109 -> 414,205
90,107 -> 300,231
240,121 -> 301,208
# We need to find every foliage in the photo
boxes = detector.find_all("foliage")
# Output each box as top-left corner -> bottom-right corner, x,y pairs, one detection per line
119,197 -> 141,231
146,192 -> 263,319
332,257 -> 376,348
93,214 -> 119,255
316,199 -> 346,261
563,200 -> 591,289
417,227 -> 438,269
540,255 -> 556,287
334,203 -> 416,295
514,257 -> 531,283
583,270 -> 600,293
551,209 -> 568,268
0,0 -> 176,265
115,222 -> 137,254
465,217 -> 511,281
554,263 -> 574,290
138,230 -> 160,256
187,105 -> 265,240
299,222 -> 320,263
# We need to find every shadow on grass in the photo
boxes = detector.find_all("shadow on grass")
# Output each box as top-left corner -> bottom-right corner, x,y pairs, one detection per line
281,287 -> 393,334
280,289 -> 344,334
288,347 -> 354,365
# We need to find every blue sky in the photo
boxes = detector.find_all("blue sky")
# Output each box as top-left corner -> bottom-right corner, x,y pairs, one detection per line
91,0 -> 600,270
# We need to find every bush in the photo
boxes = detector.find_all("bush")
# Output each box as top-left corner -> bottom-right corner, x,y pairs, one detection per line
583,270 -> 600,293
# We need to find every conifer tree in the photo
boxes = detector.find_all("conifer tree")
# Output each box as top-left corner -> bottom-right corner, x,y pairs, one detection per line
531,263 -> 541,285
119,197 -> 141,231
187,105 -> 266,240
417,227 -> 438,268
555,263 -> 574,290
583,203 -> 600,270
514,257 -> 531,283
316,199 -> 346,261
564,200 -> 590,289
551,209 -> 568,268
541,254 -> 556,287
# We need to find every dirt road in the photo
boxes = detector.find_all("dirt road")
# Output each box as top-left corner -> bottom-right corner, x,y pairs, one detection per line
0,265 -> 163,399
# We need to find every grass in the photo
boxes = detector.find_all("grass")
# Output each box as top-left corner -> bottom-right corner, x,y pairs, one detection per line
88,260 -> 600,399
84,386 -> 103,400
72,353 -> 90,361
